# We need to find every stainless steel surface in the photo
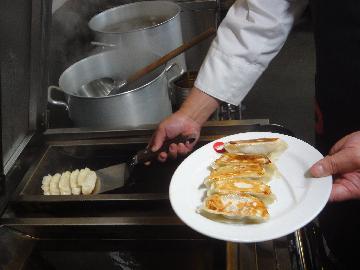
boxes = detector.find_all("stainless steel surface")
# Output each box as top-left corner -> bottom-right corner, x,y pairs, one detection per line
218,103 -> 243,120
82,27 -> 216,98
94,135 -> 195,194
48,49 -> 183,129
169,70 -> 242,121
294,230 -> 308,270
2,135 -> 33,175
90,41 -> 116,47
79,77 -> 127,98
48,1 -> 217,107
89,1 -> 186,70
171,70 -> 198,110
94,163 -> 129,194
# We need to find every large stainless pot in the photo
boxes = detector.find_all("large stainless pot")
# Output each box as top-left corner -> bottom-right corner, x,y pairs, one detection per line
88,1 -> 186,69
48,49 -> 183,129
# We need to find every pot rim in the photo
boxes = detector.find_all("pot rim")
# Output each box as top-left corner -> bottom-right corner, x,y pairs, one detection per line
58,63 -> 168,100
88,1 -> 181,35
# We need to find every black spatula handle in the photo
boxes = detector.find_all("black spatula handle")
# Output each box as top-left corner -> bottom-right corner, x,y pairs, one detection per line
135,135 -> 196,164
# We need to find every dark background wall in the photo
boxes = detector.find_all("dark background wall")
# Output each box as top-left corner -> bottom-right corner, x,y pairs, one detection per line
242,18 -> 315,145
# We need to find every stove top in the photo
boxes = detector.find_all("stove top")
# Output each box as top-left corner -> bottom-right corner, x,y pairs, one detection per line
0,121 -> 330,270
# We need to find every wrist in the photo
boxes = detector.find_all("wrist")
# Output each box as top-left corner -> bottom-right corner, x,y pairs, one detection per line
178,87 -> 220,125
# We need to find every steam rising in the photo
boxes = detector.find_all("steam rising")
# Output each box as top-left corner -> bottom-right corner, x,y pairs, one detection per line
49,0 -> 132,84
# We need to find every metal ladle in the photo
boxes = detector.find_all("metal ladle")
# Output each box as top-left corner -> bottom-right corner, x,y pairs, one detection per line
80,27 -> 216,97
79,77 -> 127,97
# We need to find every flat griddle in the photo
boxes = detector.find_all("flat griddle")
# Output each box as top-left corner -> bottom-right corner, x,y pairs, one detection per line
10,122 -> 292,213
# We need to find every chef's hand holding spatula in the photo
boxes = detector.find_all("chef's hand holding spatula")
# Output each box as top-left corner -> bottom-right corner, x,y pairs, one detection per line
149,111 -> 202,162
95,133 -> 196,194
149,88 -> 220,162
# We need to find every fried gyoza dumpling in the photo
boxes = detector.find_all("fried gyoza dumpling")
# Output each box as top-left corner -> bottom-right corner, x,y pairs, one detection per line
224,138 -> 287,158
206,178 -> 275,204
59,171 -> 72,195
212,153 -> 271,169
49,173 -> 61,195
206,163 -> 275,184
77,168 -> 97,195
70,169 -> 81,195
42,168 -> 97,196
77,168 -> 91,187
201,193 -> 269,222
41,175 -> 52,195
81,170 -> 97,195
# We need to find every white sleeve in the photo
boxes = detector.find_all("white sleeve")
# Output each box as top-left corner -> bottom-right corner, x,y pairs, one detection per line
194,0 -> 308,105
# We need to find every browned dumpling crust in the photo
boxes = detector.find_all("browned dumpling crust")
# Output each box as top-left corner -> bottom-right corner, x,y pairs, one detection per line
207,162 -> 276,184
202,193 -> 269,221
212,153 -> 271,168
208,178 -> 270,195
207,178 -> 275,204
224,137 -> 287,158
209,164 -> 265,180
229,138 -> 278,144
199,137 -> 287,223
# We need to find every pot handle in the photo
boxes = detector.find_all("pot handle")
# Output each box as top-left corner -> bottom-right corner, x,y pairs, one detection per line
48,86 -> 69,111
165,62 -> 185,85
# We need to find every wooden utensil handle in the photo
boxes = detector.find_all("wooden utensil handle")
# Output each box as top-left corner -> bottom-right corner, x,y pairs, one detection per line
136,135 -> 196,163
127,27 -> 217,83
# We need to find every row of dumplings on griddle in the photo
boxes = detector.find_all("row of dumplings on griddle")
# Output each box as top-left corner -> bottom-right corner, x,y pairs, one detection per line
199,138 -> 287,223
41,168 -> 97,195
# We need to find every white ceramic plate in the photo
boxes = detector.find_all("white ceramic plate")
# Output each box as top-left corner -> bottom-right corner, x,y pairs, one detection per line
169,132 -> 332,243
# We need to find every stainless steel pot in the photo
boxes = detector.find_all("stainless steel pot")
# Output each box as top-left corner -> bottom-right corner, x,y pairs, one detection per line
48,49 -> 183,129
88,1 -> 186,69
171,71 -> 198,111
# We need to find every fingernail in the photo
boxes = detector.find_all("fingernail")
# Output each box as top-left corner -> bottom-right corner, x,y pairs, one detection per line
169,144 -> 175,152
313,164 -> 325,177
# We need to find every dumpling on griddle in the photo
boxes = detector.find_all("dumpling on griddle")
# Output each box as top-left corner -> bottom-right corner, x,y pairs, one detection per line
59,171 -> 72,195
81,170 -> 97,195
224,138 -> 287,158
206,163 -> 275,184
70,169 -> 81,195
201,193 -> 269,222
206,178 -> 275,204
77,168 -> 91,187
212,153 -> 271,169
42,168 -> 97,196
49,173 -> 61,195
41,175 -> 52,195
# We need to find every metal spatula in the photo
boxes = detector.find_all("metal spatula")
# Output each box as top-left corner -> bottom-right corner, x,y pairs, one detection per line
92,135 -> 195,194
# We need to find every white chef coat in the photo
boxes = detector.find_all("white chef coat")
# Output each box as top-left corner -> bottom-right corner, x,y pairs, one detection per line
195,0 -> 308,105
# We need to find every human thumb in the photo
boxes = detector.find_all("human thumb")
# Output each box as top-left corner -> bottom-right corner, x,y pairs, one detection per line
310,150 -> 354,177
